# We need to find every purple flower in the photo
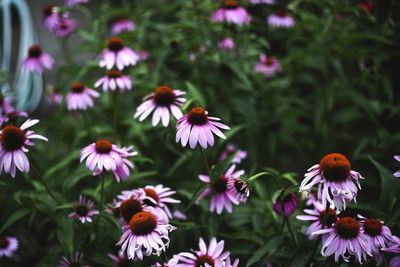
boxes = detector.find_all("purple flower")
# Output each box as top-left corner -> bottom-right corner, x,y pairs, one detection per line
95,70 -> 132,93
68,195 -> 99,223
99,37 -> 140,70
59,252 -> 89,267
152,258 -> 179,267
108,253 -> 132,266
249,0 -> 274,4
255,54 -> 282,79
173,237 -> 230,266
66,82 -> 100,111
143,184 -> 180,222
394,155 -> 400,177
390,256 -> 400,267
227,176 -> 249,203
312,217 -> 371,264
0,236 -> 18,258
218,38 -> 236,50
197,164 -> 244,214
272,192 -> 298,217
0,96 -> 14,115
64,0 -> 90,6
115,189 -> 149,224
176,107 -> 230,149
22,45 -> 54,73
211,1 -> 251,25
42,5 -> 60,32
267,11 -> 295,28
219,144 -> 247,164
134,85 -> 186,127
0,119 -> 48,177
111,16 -> 135,35
47,89 -> 63,105
0,111 -> 28,126
299,153 -> 364,211
53,17 -> 77,38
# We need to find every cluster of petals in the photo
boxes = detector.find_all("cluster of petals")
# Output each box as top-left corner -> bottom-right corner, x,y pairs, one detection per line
267,12 -> 295,28
95,70 -> 132,93
255,54 -> 282,79
0,236 -> 18,258
99,37 -> 140,70
111,16 -> 136,35
22,45 -> 54,73
219,144 -> 247,164
211,1 -> 251,25
66,82 -> 100,111
42,6 -> 76,37
58,252 -> 89,267
68,195 -> 99,223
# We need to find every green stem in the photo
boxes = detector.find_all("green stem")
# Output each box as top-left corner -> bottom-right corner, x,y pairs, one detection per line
83,111 -> 93,139
286,217 -> 297,245
32,165 -> 61,204
199,147 -> 211,176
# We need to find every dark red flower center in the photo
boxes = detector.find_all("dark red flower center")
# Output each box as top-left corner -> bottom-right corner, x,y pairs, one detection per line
0,237 -> 10,249
71,82 -> 85,93
144,188 -> 160,204
1,125 -> 25,151
28,45 -> 42,58
364,218 -> 382,236
129,211 -> 157,235
69,263 -> 83,267
108,37 -> 125,52
120,198 -> 143,222
95,140 -> 113,154
319,208 -> 337,226
107,69 -> 123,78
114,15 -> 128,22
234,179 -> 248,195
58,21 -> 69,30
335,217 -> 360,239
76,205 -> 89,216
213,176 -> 228,193
319,153 -> 351,182
223,0 -> 239,9
195,255 -> 214,267
153,86 -> 176,107
263,57 -> 275,66
116,257 -> 132,267
43,5 -> 54,17
188,107 -> 208,125
275,10 -> 288,17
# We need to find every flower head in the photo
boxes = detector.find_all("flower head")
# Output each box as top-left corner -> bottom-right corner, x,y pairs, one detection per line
117,208 -> 176,260
68,195 -> 99,223
47,89 -> 63,105
267,11 -> 295,28
218,38 -> 236,50
176,107 -> 230,149
219,144 -> 247,164
312,217 -> 371,263
134,85 -> 186,127
95,70 -> 132,93
198,164 -> 244,214
0,96 -> 14,115
272,192 -> 298,217
211,0 -> 251,25
99,37 -> 140,70
227,176 -> 249,203
42,5 -> 60,31
115,189 -> 149,224
174,237 -> 230,266
53,17 -> 77,38
65,0 -> 90,6
299,153 -> 364,211
0,236 -> 18,258
66,82 -> 100,111
23,45 -> 54,73
143,185 -> 180,222
255,54 -> 282,79
152,258 -> 179,267
0,119 -> 48,177
111,16 -> 136,35
58,252 -> 89,267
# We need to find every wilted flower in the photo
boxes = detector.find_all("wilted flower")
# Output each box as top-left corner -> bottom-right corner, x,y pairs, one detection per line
99,37 -> 140,70
218,38 -> 236,50
134,85 -> 186,127
64,0 -> 90,6
0,119 -> 48,177
66,82 -> 100,111
0,236 -> 18,258
117,208 -> 176,260
394,155 -> 400,177
95,70 -> 132,93
174,237 -> 230,266
312,217 -> 371,264
255,54 -> 282,79
299,153 -> 364,211
272,192 -> 298,217
219,144 -> 247,164
68,195 -> 99,223
143,185 -> 180,221
111,16 -> 135,35
211,0 -> 251,25
176,107 -> 230,149
53,17 -> 77,38
22,45 -> 54,73
59,252 -> 89,267
267,11 -> 295,28
0,111 -> 28,125
198,164 -> 244,214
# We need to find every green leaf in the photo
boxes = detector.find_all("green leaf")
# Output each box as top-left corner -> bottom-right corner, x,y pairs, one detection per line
246,235 -> 285,266
209,154 -> 235,182
0,209 -> 31,234
186,82 -> 205,107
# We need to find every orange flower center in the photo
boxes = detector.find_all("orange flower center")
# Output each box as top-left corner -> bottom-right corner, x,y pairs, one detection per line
129,211 -> 157,235
144,188 -> 160,204
319,153 -> 351,182
95,140 -> 113,154
71,82 -> 85,93
108,37 -> 125,52
120,198 -> 143,222
107,69 -> 123,78
364,218 -> 382,237
188,107 -> 208,125
224,0 -> 239,8
335,217 -> 359,239
154,86 -> 176,106
1,125 -> 25,151
264,57 -> 275,66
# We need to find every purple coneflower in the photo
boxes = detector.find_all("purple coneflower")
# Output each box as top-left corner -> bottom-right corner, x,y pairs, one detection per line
255,54 -> 282,79
0,236 -> 18,258
117,208 -> 176,260
111,16 -> 135,35
23,45 -> 54,73
223,257 -> 240,267
99,37 -> 140,70
227,176 -> 249,203
108,253 -> 132,267
173,237 -> 230,266
0,119 -> 48,177
0,96 -> 14,115
249,0 -> 274,4
94,70 -> 132,92
390,256 -> 400,267
267,11 -> 295,28
176,107 -> 230,149
143,185 -> 180,221
47,89 -> 63,105
219,144 -> 247,164
296,201 -> 337,240
394,155 -> 400,177
66,82 -> 100,111
115,189 -> 148,224
211,0 -> 251,26
218,38 -> 236,50
299,153 -> 364,211
152,258 -> 179,267
312,217 -> 371,263
68,195 -> 99,223
198,164 -> 244,214
59,252 -> 89,267
42,5 -> 60,31
0,111 -> 28,125
272,192 -> 298,217
134,85 -> 186,127
53,17 -> 77,38
65,0 -> 90,6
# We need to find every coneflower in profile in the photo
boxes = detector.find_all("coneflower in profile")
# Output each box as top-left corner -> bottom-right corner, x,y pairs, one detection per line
267,11 -> 295,28
111,16 -> 135,35
94,70 -> 132,93
211,0 -> 251,25
66,82 -> 100,111
22,45 -> 54,73
99,37 -> 140,70
255,54 -> 282,79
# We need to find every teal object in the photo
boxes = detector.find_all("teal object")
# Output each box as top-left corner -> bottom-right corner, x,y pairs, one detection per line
1,0 -> 43,112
